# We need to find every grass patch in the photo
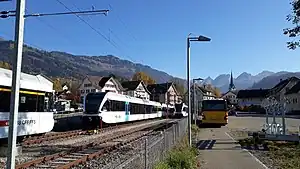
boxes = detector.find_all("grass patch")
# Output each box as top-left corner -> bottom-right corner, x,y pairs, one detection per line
154,136 -> 199,169
191,124 -> 200,133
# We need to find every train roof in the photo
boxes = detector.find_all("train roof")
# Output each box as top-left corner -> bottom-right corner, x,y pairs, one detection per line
0,68 -> 53,92
93,92 -> 162,106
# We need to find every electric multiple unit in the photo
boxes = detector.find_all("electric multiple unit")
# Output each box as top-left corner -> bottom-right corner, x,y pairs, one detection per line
161,103 -> 176,118
0,68 -> 55,140
82,92 -> 186,130
174,103 -> 188,118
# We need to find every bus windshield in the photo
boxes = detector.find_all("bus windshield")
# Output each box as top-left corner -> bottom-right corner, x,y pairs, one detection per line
85,93 -> 106,113
202,100 -> 227,111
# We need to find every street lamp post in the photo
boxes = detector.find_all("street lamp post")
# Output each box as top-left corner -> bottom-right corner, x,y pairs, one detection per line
193,78 -> 203,125
187,35 -> 211,146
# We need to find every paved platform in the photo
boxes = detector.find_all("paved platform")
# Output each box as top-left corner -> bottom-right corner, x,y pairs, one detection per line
196,127 -> 268,169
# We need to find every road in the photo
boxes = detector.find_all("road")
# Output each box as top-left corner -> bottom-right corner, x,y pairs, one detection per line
196,116 -> 300,169
227,116 -> 300,133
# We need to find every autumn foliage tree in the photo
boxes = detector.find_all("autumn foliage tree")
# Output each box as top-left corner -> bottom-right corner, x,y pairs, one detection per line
52,78 -> 63,91
171,78 -> 185,95
0,61 -> 11,70
132,71 -> 156,85
284,0 -> 300,49
204,84 -> 222,98
212,87 -> 222,98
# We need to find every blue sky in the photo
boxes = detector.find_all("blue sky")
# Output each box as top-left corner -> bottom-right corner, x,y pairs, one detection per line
0,0 -> 299,80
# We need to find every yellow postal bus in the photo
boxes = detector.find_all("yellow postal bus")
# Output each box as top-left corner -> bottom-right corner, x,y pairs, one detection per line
201,99 -> 228,126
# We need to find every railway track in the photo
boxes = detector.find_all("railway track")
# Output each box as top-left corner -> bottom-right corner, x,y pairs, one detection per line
21,119 -> 160,146
16,119 -> 175,169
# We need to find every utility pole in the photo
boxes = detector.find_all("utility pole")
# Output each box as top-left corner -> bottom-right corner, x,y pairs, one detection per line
0,3 -> 109,167
186,34 -> 211,146
187,37 -> 191,146
6,0 -> 26,169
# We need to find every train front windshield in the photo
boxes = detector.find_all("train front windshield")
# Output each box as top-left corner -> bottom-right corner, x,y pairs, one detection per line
175,104 -> 183,112
85,93 -> 106,113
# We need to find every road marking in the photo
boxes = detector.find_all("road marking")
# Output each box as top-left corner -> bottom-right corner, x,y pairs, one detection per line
225,132 -> 269,169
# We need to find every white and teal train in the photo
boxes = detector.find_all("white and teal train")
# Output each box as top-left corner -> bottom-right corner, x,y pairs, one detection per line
82,92 -> 187,130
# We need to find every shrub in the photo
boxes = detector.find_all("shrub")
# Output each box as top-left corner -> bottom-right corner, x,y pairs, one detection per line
154,137 -> 198,169
154,162 -> 169,169
191,124 -> 200,132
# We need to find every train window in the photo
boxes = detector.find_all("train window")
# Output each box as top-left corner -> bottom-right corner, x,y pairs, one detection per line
130,103 -> 146,114
37,95 -> 45,112
152,106 -> 157,113
101,101 -> 110,111
19,94 -> 38,112
169,108 -> 175,113
145,105 -> 152,113
0,91 -> 10,112
111,100 -> 125,111
0,90 -> 46,112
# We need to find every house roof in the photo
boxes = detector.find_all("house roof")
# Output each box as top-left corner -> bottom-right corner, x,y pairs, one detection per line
183,84 -> 216,97
122,80 -> 141,91
222,90 -> 238,97
286,81 -> 300,95
269,77 -> 300,95
121,80 -> 151,94
86,76 -> 102,89
237,89 -> 270,98
147,82 -> 175,94
98,77 -> 111,88
85,76 -> 124,90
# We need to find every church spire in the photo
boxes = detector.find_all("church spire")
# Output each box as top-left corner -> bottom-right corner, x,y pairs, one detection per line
229,70 -> 235,91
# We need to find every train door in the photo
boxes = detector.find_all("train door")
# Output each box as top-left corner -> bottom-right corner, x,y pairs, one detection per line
125,101 -> 129,121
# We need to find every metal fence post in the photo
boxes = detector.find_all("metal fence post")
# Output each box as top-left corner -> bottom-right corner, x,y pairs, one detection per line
173,124 -> 175,144
145,137 -> 148,169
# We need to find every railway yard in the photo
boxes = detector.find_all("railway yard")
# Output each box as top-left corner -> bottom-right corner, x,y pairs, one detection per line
0,118 -> 184,169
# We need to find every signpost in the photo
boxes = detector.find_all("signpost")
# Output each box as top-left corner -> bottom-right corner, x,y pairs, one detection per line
260,96 -> 300,142
261,97 -> 285,135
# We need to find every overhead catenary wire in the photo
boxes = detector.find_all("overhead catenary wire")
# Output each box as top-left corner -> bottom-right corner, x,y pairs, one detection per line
64,0 -> 137,63
108,4 -> 137,41
24,8 -> 77,45
54,0 -> 122,51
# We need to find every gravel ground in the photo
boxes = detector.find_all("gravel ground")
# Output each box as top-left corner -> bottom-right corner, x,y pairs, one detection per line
72,131 -> 163,169
0,119 -> 167,168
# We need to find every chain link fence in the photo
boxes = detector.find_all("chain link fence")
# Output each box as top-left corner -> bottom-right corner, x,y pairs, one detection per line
114,118 -> 188,169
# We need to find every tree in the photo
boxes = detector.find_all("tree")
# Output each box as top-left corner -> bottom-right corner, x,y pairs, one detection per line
171,78 -> 185,95
0,61 -> 11,70
109,73 -> 128,83
132,71 -> 156,85
284,0 -> 300,49
52,78 -> 63,91
212,87 -> 222,98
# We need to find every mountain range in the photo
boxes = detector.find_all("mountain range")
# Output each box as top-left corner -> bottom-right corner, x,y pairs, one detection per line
202,70 -> 300,93
1,38 -> 299,94
0,39 -> 185,85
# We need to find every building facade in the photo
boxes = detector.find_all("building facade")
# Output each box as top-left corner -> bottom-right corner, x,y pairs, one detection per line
237,89 -> 269,107
147,82 -> 180,105
78,76 -> 123,102
268,77 -> 300,104
121,80 -> 151,100
285,81 -> 300,114
222,91 -> 238,105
